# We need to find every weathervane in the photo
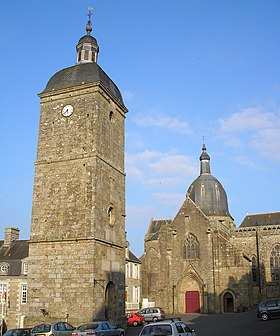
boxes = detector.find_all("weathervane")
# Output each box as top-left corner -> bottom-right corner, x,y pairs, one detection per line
88,6 -> 93,20
86,6 -> 93,35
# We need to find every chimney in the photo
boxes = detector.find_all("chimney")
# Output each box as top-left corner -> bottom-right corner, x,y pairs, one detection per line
125,240 -> 130,259
4,227 -> 20,247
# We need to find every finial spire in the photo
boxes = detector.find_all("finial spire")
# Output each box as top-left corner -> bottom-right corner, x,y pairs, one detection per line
202,135 -> 206,151
199,139 -> 211,175
86,7 -> 93,35
76,7 -> 99,64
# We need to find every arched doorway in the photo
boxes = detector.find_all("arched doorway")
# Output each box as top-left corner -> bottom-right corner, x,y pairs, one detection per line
105,281 -> 116,321
177,268 -> 203,314
223,291 -> 234,313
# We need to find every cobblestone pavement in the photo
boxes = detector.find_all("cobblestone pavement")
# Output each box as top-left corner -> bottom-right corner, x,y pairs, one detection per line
126,310 -> 280,336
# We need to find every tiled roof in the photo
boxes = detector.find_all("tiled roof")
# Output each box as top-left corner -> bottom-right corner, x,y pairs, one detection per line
240,212 -> 280,228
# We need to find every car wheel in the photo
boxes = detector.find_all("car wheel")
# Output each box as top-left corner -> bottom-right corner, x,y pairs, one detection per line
152,317 -> 158,322
261,312 -> 270,321
133,322 -> 138,327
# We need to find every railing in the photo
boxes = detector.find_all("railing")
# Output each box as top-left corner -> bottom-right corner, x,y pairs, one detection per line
125,302 -> 140,311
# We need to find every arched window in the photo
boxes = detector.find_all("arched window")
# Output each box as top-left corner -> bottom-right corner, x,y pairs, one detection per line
270,244 -> 280,281
109,111 -> 114,124
108,206 -> 115,227
183,233 -> 199,260
251,256 -> 257,282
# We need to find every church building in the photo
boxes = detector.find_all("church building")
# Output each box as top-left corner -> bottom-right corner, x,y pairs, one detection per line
27,11 -> 128,326
141,145 -> 280,314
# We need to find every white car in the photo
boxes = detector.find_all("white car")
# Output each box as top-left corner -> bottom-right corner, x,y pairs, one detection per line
139,319 -> 196,336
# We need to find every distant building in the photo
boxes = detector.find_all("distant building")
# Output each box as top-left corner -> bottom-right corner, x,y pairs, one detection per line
141,145 -> 280,314
0,228 -> 29,328
125,244 -> 142,312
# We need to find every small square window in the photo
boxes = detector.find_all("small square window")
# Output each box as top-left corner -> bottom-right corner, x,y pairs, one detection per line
23,262 -> 28,275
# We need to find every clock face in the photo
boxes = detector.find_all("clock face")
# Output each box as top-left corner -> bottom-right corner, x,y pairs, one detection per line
62,104 -> 74,117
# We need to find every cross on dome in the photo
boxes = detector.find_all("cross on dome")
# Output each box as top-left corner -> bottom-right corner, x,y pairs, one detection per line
86,7 -> 93,35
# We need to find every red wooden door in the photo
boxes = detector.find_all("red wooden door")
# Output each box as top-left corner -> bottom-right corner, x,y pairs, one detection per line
185,291 -> 200,313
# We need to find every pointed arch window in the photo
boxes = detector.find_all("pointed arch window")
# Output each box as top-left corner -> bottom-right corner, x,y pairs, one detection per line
270,244 -> 280,281
183,233 -> 199,260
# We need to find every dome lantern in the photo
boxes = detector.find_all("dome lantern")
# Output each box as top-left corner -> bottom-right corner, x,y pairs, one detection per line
76,7 -> 99,64
200,143 -> 211,175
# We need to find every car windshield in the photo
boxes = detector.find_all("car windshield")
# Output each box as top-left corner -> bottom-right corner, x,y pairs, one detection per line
32,325 -> 51,333
78,324 -> 98,331
141,325 -> 172,336
4,330 -> 30,336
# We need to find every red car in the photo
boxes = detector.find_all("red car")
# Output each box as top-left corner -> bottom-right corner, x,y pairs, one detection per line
126,312 -> 145,326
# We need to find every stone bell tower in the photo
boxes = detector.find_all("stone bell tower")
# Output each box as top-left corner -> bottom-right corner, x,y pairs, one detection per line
27,9 -> 128,326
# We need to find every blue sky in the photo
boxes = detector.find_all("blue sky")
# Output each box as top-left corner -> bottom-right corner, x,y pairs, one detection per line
1,1 -> 280,257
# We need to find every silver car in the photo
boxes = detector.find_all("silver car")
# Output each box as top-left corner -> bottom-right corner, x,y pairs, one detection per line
138,307 -> 165,322
31,322 -> 75,336
72,322 -> 125,336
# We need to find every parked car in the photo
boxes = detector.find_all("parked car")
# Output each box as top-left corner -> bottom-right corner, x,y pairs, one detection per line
31,322 -> 75,336
72,322 -> 125,336
3,329 -> 31,336
126,312 -> 145,326
138,307 -> 165,322
139,318 -> 196,336
257,298 -> 280,321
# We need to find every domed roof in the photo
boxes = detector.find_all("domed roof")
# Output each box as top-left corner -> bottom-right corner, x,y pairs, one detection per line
187,145 -> 231,217
41,62 -> 124,104
78,34 -> 98,45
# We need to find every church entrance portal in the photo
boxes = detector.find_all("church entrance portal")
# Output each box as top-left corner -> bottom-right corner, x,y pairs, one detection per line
223,291 -> 234,313
105,282 -> 116,320
185,291 -> 200,313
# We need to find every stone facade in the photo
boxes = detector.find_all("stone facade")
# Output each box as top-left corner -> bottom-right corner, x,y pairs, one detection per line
141,146 -> 280,314
0,228 -> 140,329
26,17 -> 128,327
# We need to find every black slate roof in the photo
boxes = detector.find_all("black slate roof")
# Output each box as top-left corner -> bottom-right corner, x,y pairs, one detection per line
126,250 -> 141,264
0,240 -> 29,260
240,212 -> 280,228
187,174 -> 230,217
41,62 -> 124,105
